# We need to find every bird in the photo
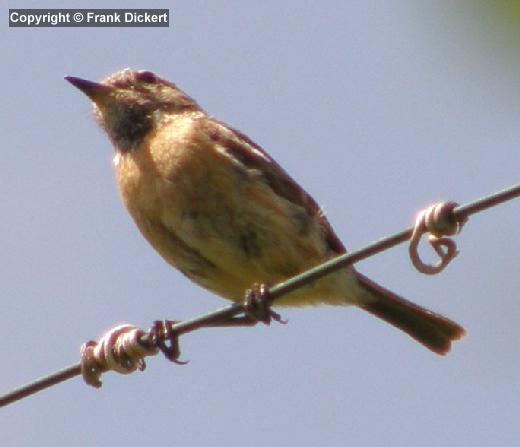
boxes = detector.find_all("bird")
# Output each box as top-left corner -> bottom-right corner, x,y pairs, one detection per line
66,69 -> 464,356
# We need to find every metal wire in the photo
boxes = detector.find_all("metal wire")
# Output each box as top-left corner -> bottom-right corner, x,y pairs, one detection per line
1,183 -> 518,408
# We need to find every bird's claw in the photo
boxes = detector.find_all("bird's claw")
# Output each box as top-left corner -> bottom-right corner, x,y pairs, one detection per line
244,283 -> 287,325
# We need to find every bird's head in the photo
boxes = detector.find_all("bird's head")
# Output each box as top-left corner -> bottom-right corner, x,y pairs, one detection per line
66,68 -> 200,152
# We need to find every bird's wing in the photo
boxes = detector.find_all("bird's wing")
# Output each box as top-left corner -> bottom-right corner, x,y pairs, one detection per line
204,118 -> 347,255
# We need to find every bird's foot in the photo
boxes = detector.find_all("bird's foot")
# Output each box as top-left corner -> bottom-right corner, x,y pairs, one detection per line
244,283 -> 287,325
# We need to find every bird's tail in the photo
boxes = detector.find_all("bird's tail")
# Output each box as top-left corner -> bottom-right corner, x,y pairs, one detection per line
354,272 -> 465,355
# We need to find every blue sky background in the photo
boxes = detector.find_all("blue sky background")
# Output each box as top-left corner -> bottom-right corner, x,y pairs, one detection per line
2,1 -> 519,446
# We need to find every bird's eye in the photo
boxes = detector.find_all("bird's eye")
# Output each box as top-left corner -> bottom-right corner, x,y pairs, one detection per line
137,71 -> 157,84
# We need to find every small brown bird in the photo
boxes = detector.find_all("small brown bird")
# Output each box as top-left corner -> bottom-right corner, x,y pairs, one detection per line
66,69 -> 464,355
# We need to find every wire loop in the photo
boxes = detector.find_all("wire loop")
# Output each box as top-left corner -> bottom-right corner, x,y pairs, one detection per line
409,201 -> 467,275
80,324 -> 158,388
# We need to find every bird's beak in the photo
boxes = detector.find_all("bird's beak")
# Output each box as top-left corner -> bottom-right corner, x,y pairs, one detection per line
65,76 -> 113,104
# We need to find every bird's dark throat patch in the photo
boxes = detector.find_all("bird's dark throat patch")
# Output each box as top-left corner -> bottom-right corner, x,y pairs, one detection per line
107,105 -> 153,153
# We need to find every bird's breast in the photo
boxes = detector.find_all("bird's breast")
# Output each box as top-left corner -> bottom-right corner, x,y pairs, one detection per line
113,115 -> 352,305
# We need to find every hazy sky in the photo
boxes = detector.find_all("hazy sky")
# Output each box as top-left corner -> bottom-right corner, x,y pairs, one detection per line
2,2 -> 519,446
